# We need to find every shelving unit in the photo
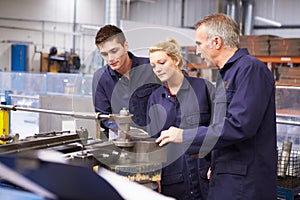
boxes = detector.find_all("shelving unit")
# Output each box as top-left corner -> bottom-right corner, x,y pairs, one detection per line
256,56 -> 300,63
256,56 -> 300,86
182,46 -> 300,66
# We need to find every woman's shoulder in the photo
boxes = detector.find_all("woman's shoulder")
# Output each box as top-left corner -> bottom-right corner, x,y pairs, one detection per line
148,86 -> 165,101
185,75 -> 207,85
185,76 -> 215,93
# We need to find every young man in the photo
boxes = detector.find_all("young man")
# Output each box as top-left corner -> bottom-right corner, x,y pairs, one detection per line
92,25 -> 160,137
156,13 -> 277,200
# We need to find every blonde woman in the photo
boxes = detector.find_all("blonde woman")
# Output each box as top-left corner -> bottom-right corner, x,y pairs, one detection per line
147,38 -> 214,200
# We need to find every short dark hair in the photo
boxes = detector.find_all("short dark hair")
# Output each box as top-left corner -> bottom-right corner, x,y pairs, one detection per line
95,24 -> 126,46
188,67 -> 202,77
189,67 -> 198,72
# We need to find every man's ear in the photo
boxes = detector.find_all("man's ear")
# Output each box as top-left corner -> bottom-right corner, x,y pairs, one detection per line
124,41 -> 129,52
214,36 -> 222,49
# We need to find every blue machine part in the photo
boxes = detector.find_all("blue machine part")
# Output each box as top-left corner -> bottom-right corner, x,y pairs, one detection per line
0,154 -> 123,200
277,186 -> 300,200
0,186 -> 44,200
11,44 -> 27,72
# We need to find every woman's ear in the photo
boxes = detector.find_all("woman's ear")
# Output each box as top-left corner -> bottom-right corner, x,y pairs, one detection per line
174,56 -> 180,67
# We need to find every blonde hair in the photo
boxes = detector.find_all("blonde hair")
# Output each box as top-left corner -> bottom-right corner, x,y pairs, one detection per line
149,38 -> 184,69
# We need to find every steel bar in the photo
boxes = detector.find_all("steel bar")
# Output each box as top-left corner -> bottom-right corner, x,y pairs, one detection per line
0,104 -> 112,120
0,133 -> 82,155
276,119 -> 300,126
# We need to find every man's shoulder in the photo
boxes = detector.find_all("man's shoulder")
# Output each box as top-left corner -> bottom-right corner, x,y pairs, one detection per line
130,52 -> 150,64
186,76 -> 207,86
185,76 -> 215,95
94,65 -> 109,75
93,65 -> 112,80
136,56 -> 149,63
92,65 -> 111,85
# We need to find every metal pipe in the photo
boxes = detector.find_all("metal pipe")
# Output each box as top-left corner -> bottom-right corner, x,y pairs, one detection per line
276,119 -> 300,126
226,0 -> 237,22
216,0 -> 226,13
276,85 -> 300,90
0,17 -> 71,25
4,94 -> 39,99
127,0 -> 131,20
0,104 -> 111,121
105,0 -> 110,24
105,0 -> 121,26
237,0 -> 243,35
0,133 -> 82,155
42,21 -> 45,49
254,16 -> 281,27
243,0 -> 254,35
73,0 -> 77,53
0,25 -> 81,36
181,0 -> 185,28
254,25 -> 300,29
278,141 -> 292,178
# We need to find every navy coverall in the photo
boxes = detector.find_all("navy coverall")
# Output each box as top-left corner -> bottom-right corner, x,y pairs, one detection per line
184,48 -> 277,200
92,52 -> 160,132
147,75 -> 214,200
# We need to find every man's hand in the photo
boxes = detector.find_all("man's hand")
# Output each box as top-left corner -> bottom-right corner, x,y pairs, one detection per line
155,126 -> 184,146
207,167 -> 212,180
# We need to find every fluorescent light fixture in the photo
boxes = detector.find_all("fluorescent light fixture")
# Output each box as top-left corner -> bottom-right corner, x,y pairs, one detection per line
80,25 -> 100,30
255,16 -> 282,27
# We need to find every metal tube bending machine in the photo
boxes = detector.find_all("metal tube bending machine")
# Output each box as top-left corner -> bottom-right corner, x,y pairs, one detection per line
0,105 -> 167,199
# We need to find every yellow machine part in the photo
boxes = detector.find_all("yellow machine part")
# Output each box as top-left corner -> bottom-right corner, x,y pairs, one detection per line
0,109 -> 9,135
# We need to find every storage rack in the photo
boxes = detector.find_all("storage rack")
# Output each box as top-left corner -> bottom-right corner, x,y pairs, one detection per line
276,85 -> 300,200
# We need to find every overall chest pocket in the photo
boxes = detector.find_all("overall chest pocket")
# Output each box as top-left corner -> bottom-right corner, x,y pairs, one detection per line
210,160 -> 247,199
182,110 -> 211,128
129,85 -> 158,126
161,173 -> 184,185
181,112 -> 201,128
225,89 -> 235,104
131,85 -> 154,101
214,160 -> 247,176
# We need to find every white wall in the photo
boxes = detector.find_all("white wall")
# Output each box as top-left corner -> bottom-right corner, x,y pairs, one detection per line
252,0 -> 300,37
121,20 -> 195,57
0,0 -> 105,73
0,0 -> 299,74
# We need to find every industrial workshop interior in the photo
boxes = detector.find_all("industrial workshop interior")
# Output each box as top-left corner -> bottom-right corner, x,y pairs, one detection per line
0,0 -> 300,199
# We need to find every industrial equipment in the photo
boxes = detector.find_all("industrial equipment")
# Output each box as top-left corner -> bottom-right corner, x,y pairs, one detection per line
0,104 -> 166,198
276,86 -> 300,200
0,102 -> 9,137
41,47 -> 81,73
